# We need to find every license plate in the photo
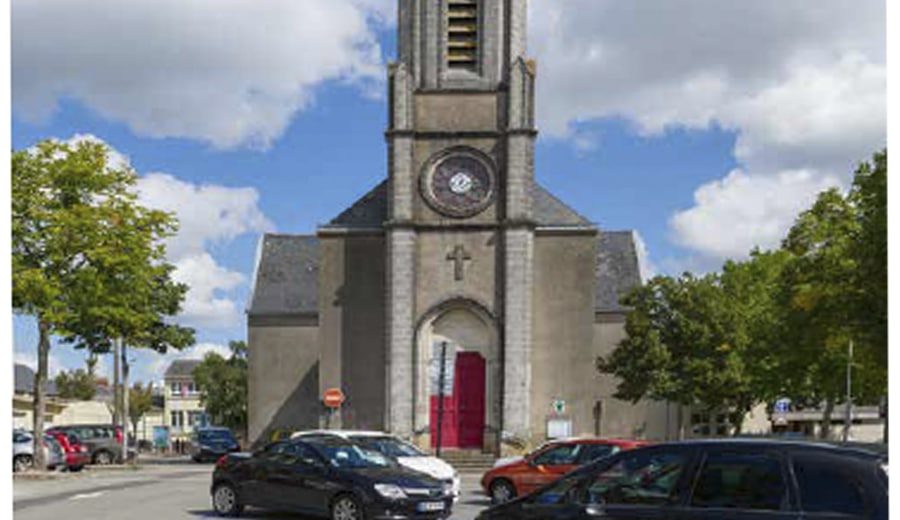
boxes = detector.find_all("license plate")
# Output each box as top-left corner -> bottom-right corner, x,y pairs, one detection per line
417,501 -> 445,512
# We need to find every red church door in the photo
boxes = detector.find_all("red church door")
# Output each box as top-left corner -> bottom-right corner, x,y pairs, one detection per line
431,352 -> 486,449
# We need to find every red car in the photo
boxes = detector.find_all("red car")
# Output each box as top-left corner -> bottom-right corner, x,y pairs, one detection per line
481,438 -> 649,504
47,431 -> 91,472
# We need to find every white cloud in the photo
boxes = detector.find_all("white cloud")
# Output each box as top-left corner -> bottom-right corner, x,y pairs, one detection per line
171,254 -> 246,328
632,231 -> 656,282
135,173 -> 272,260
669,169 -> 840,259
530,0 -> 886,262
12,0 -> 391,149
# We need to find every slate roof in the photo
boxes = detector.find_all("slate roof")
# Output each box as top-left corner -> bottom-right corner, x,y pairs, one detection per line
321,179 -> 594,228
164,359 -> 202,379
249,184 -> 640,317
248,234 -> 320,316
14,364 -> 57,396
327,181 -> 388,228
595,231 -> 643,313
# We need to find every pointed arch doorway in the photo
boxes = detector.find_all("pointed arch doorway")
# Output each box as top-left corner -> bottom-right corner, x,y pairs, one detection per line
416,300 -> 499,452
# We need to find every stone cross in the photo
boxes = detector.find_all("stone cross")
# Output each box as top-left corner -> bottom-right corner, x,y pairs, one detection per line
446,245 -> 472,281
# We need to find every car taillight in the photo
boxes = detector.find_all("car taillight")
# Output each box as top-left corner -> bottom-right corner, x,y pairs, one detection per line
115,428 -> 123,444
215,455 -> 228,468
80,445 -> 89,453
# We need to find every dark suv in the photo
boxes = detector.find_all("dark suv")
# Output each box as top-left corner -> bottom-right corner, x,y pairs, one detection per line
47,424 -> 123,465
477,439 -> 888,520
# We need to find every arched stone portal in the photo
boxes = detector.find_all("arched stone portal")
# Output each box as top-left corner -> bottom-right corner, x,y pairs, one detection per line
414,300 -> 500,453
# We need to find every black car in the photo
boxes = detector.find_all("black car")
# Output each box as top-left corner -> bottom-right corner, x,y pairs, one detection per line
191,427 -> 241,462
477,439 -> 888,520
210,436 -> 454,519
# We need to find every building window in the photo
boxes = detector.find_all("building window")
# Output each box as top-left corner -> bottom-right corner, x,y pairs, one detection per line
447,0 -> 478,71
187,411 -> 206,428
171,382 -> 181,395
170,411 -> 184,430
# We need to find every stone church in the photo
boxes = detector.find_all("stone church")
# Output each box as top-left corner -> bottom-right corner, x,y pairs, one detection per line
247,0 -> 673,453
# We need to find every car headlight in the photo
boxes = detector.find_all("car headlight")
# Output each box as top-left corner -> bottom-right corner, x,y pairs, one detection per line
374,483 -> 407,500
442,482 -> 454,496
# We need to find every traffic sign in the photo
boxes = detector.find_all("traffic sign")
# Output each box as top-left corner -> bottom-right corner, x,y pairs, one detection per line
552,399 -> 566,415
323,388 -> 345,409
773,398 -> 791,414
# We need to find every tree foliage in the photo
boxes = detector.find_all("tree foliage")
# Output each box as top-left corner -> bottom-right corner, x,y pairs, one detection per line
599,150 -> 887,437
54,369 -> 97,401
192,341 -> 248,434
12,138 -> 193,468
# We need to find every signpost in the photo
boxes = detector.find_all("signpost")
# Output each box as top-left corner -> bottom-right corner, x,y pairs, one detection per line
436,342 -> 448,457
323,388 -> 345,429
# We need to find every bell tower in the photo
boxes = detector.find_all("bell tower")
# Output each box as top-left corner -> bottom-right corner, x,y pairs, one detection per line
386,0 -> 536,449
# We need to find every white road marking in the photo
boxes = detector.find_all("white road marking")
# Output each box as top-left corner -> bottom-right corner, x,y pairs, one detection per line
70,492 -> 103,500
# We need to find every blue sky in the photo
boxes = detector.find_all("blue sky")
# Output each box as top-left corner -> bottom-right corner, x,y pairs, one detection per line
11,0 -> 885,384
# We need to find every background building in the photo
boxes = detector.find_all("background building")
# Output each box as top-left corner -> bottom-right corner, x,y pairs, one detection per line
162,360 -> 208,442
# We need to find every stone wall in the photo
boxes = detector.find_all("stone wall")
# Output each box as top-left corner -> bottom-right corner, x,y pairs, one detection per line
247,321 -> 320,446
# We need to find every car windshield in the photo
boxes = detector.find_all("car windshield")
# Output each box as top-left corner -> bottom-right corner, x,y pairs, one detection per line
199,430 -> 235,442
350,436 -> 425,458
315,442 -> 393,469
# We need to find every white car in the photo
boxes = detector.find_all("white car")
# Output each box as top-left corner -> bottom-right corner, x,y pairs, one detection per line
291,430 -> 461,499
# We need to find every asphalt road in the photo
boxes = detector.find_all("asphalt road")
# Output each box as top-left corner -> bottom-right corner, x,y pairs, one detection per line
13,463 -> 493,520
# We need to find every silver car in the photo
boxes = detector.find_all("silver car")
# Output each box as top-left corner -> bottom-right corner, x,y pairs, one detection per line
13,430 -> 64,472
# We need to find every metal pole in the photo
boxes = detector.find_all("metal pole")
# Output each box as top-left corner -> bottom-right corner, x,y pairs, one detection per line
843,340 -> 853,443
436,341 -> 447,458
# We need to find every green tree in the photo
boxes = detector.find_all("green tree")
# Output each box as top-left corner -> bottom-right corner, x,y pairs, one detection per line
54,369 -> 97,401
779,153 -> 887,437
128,382 -> 155,441
598,274 -> 754,437
192,341 -> 248,436
718,250 -> 792,424
12,138 -> 192,468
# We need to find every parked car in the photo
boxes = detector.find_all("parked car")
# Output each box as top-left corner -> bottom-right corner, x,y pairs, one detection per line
293,430 -> 461,499
476,439 -> 888,520
13,430 -> 64,472
191,427 -> 241,462
210,436 -> 454,519
481,438 -> 648,504
47,424 -> 123,465
46,430 -> 91,472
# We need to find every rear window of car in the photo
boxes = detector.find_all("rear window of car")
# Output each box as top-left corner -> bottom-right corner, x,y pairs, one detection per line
690,452 -> 787,511
793,454 -> 867,516
576,444 -> 620,464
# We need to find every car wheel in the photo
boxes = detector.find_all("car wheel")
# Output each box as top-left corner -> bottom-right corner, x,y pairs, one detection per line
331,494 -> 365,520
212,482 -> 243,517
93,451 -> 113,465
490,479 -> 516,504
13,455 -> 32,473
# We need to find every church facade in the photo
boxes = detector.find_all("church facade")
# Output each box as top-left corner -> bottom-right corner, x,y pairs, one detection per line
247,0 -> 673,453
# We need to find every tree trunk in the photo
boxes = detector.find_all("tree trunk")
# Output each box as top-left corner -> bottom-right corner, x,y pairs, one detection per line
32,319 -> 51,470
820,399 -> 835,440
113,344 -> 121,427
122,341 -> 130,464
676,405 -> 685,440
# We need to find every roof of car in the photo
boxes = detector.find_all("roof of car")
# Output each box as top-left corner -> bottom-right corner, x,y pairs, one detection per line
545,437 -> 649,446
635,438 -> 885,459
292,430 -> 390,439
